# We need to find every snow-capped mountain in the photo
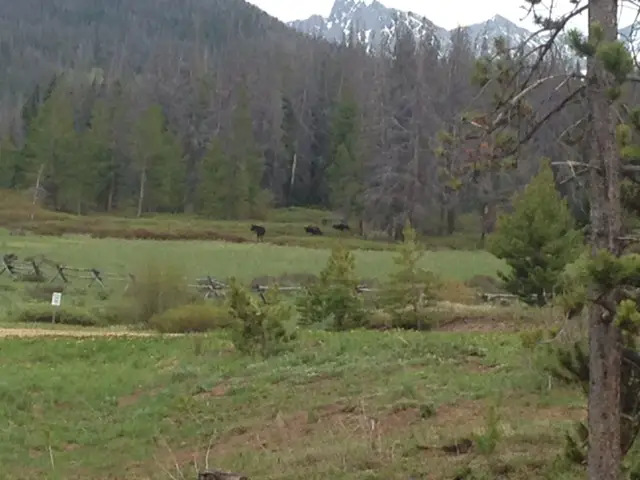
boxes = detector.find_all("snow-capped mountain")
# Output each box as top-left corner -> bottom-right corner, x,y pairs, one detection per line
288,0 -> 448,49
288,0 -> 635,58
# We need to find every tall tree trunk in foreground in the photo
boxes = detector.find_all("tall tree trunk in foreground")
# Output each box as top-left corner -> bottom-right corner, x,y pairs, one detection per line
586,0 -> 623,477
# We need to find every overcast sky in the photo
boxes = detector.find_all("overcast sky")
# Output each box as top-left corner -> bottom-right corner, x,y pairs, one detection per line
247,0 -> 640,30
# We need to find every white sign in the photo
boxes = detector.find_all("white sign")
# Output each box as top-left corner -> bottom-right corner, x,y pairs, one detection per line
51,292 -> 62,307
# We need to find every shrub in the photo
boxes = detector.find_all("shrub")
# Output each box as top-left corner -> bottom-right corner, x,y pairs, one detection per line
228,279 -> 296,357
120,261 -> 196,325
378,223 -> 440,330
12,303 -> 101,326
437,279 -> 478,304
487,160 -> 583,306
149,303 -> 234,333
24,284 -> 66,302
297,243 -> 366,330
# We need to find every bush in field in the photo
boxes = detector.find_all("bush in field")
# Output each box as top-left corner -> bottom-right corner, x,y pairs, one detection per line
149,303 -> 234,333
487,160 -> 583,306
228,278 -> 296,357
12,303 -> 101,326
378,223 -> 440,330
120,261 -> 196,325
297,243 -> 366,330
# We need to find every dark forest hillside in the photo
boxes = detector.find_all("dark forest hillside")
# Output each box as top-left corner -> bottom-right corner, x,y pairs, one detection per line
0,0 -> 299,96
0,0 -> 607,238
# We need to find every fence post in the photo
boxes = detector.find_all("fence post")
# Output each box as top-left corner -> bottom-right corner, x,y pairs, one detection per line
88,268 -> 105,289
0,254 -> 18,278
49,264 -> 69,284
30,259 -> 44,279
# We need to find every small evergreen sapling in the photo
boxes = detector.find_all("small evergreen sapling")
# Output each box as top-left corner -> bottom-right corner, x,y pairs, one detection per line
487,160 -> 583,306
379,223 -> 440,330
227,278 -> 296,357
297,243 -> 365,330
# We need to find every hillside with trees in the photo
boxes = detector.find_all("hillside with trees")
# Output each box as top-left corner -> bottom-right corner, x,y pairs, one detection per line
0,0 -> 601,239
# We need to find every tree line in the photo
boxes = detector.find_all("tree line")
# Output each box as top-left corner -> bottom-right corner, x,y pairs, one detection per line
0,1 -> 600,238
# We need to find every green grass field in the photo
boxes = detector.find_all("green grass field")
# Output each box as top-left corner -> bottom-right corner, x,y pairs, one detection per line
0,200 -> 593,479
0,326 -> 586,480
0,229 -> 504,284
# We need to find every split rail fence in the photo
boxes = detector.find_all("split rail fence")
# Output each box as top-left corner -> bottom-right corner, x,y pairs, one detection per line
0,253 -> 518,304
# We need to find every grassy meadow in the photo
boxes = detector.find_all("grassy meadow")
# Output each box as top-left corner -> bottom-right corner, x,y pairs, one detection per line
0,228 -> 504,283
0,328 -> 586,480
0,196 -> 593,479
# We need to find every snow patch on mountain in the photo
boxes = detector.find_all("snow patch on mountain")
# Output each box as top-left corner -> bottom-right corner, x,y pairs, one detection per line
288,0 -> 636,59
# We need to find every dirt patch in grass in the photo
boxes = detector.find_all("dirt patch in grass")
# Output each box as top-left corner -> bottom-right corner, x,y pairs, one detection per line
433,397 -> 584,429
118,388 -> 164,408
181,400 -> 419,460
0,327 -> 179,338
194,383 -> 230,399
436,315 -> 525,333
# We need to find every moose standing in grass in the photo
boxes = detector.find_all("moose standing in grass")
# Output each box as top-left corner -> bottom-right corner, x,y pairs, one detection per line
250,224 -> 266,242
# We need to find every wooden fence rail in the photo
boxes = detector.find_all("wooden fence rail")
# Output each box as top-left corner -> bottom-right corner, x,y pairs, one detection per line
1,252 -> 521,304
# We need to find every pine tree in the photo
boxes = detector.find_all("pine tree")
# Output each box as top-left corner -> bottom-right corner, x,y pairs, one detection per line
380,222 -> 440,329
131,104 -> 184,216
0,136 -> 20,189
226,83 -> 267,219
487,160 -> 583,306
196,138 -> 228,218
327,95 -> 363,219
82,98 -> 115,210
451,2 -> 640,476
297,243 -> 365,331
23,77 -> 89,212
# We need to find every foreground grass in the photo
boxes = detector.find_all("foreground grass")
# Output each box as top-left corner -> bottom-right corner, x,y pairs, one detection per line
0,230 -> 504,283
0,328 -> 586,479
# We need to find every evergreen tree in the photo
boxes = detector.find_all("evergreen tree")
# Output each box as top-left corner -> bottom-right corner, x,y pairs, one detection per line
23,77 -> 91,212
460,6 -> 640,475
297,243 -> 365,331
196,138 -> 228,218
131,104 -> 184,216
20,74 -> 58,140
0,136 -> 20,189
83,98 -> 115,210
379,222 -> 440,329
327,95 -> 363,218
487,161 -> 583,306
225,83 -> 268,219
236,85 -> 263,214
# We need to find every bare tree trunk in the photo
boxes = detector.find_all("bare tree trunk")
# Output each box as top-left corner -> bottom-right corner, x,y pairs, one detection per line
586,0 -> 623,477
107,173 -> 115,212
137,166 -> 147,218
287,152 -> 297,206
446,207 -> 456,235
30,163 -> 45,221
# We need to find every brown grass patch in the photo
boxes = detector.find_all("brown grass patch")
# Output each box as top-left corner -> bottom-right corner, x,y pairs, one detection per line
118,388 -> 164,408
437,315 -> 523,333
148,396 -> 585,479
437,279 -> 481,305
194,383 -> 230,399
18,222 -> 250,243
